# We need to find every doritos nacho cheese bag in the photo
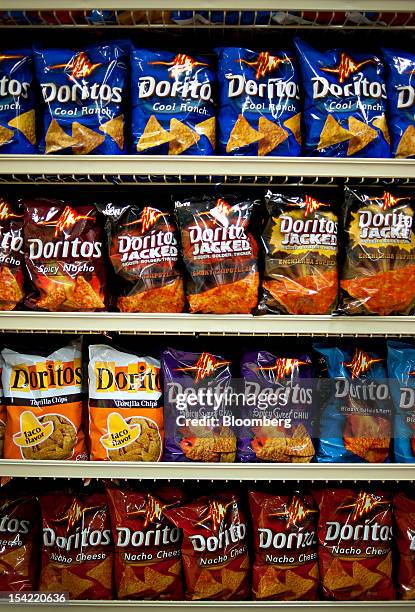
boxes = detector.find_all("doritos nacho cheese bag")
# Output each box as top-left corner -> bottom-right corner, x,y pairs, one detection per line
216,47 -> 301,156
24,199 -> 106,312
394,490 -> 415,599
294,38 -> 390,157
2,340 -> 86,461
131,49 -> 215,155
88,344 -> 163,462
39,488 -> 113,599
175,194 -> 259,314
100,201 -> 185,313
0,198 -> 24,311
316,487 -> 393,600
387,340 -> 415,463
259,190 -> 338,314
249,489 -> 318,600
339,187 -> 415,315
165,491 -> 249,600
106,482 -> 184,600
34,42 -> 128,155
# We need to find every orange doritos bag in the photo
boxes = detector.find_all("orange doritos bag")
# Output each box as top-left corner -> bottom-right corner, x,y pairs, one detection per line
0,197 -> 24,311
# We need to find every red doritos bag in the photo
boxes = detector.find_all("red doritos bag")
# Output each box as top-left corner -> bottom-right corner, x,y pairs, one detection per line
394,490 -> 415,599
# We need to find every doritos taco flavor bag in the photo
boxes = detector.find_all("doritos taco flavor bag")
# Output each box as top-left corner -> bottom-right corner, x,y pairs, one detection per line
294,38 -> 390,157
216,47 -> 301,156
24,199 -> 106,312
339,187 -> 415,315
258,190 -> 338,314
164,491 -> 249,600
394,490 -> 415,599
175,194 -> 259,314
88,344 -> 163,462
34,42 -> 128,155
2,339 -> 86,461
100,201 -> 185,313
131,49 -> 215,155
316,487 -> 393,600
387,340 -> 415,463
0,198 -> 24,311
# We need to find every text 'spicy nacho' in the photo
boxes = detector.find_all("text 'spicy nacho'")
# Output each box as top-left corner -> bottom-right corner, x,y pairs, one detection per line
394,491 -> 415,600
0,198 -> 24,311
387,340 -> 415,463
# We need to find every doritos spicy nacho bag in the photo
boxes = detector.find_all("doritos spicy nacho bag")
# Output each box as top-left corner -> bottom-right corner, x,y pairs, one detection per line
0,354 -> 5,458
249,489 -> 318,600
100,201 -> 185,313
175,194 -> 259,314
2,339 -> 86,461
394,490 -> 415,599
24,199 -> 106,312
387,340 -> 415,463
216,48 -> 301,156
294,38 -> 390,157
0,198 -> 24,311
339,187 -> 415,315
34,42 -> 128,155
131,49 -> 215,155
259,190 -> 338,315
164,491 -> 249,600
316,487 -> 393,600
88,344 -> 163,462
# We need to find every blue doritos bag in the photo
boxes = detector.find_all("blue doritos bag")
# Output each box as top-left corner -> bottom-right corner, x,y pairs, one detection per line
216,47 -> 301,156
294,38 -> 390,158
382,48 -> 415,158
388,340 -> 415,463
314,343 -> 392,463
34,41 -> 128,155
131,49 -> 215,155
0,49 -> 37,153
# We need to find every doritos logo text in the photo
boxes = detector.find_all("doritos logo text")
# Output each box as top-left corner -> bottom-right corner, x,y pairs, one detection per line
176,352 -> 230,383
9,359 -> 82,392
93,361 -> 160,394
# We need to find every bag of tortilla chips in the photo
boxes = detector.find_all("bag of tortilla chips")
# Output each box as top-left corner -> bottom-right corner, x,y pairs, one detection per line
0,197 -> 24,311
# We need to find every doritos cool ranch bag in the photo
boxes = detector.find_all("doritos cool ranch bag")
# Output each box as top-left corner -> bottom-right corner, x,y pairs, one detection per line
394,490 -> 415,600
34,42 -> 128,155
88,344 -> 163,462
259,190 -> 338,315
216,47 -> 301,156
0,197 -> 24,311
175,194 -> 259,314
24,199 -> 106,312
2,339 -> 86,461
165,490 -> 249,600
316,487 -> 393,600
294,38 -> 390,157
339,187 -> 415,315
387,340 -> 415,463
131,49 -> 215,155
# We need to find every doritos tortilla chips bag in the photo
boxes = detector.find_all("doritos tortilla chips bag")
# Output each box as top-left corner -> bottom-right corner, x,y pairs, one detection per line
249,489 -> 318,600
88,344 -> 163,462
39,487 -> 113,599
131,49 -> 215,155
106,482 -> 184,599
316,487 -> 393,600
294,38 -> 390,157
387,340 -> 415,463
24,199 -> 106,311
175,194 -> 259,314
339,187 -> 415,315
216,47 -> 301,156
100,201 -> 185,313
165,490 -> 249,600
258,189 -> 338,314
394,490 -> 415,599
0,198 -> 24,311
34,42 -> 128,155
2,339 -> 86,461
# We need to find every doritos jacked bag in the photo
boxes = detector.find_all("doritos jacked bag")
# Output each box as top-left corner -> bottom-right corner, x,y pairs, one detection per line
131,49 -> 215,155
164,490 -> 249,600
39,487 -> 113,599
100,201 -> 185,313
88,344 -> 163,462
239,350 -> 315,463
258,190 -> 338,314
314,343 -> 392,463
316,487 -> 393,600
162,347 -> 236,462
387,340 -> 415,463
394,490 -> 415,599
0,49 -> 37,153
339,187 -> 415,315
175,194 -> 259,314
249,489 -> 318,600
2,339 -> 86,461
294,38 -> 390,157
106,482 -> 184,600
0,198 -> 24,311
24,199 -> 106,311
34,42 -> 128,155
216,47 -> 301,156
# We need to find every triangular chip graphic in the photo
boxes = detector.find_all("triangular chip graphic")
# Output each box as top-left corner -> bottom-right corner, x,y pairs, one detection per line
284,112 -> 302,145
226,114 -> 263,153
169,118 -> 200,155
99,114 -> 124,150
0,124 -> 14,147
317,114 -> 352,150
347,116 -> 378,156
100,412 -> 141,450
258,116 -> 288,156
63,276 -> 104,310
45,119 -> 77,154
8,109 -> 36,145
396,124 -> 415,158
195,116 -> 216,148
137,115 -> 174,152
373,114 -> 390,145
13,411 -> 54,447
72,122 -> 105,155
